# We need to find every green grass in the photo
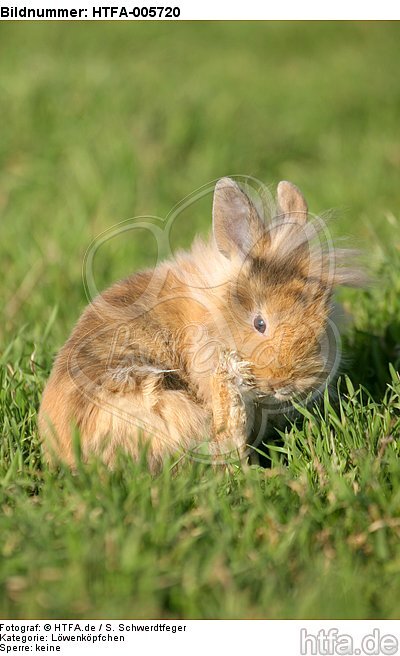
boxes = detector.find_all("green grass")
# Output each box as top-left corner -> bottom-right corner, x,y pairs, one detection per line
1,21 -> 400,619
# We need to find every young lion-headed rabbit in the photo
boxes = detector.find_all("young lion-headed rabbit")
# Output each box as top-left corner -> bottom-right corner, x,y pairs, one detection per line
39,177 -> 357,470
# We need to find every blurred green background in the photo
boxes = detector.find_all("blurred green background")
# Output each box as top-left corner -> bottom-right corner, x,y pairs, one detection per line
1,21 -> 400,620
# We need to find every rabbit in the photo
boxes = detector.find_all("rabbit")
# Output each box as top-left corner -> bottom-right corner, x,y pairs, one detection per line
38,177 -> 359,471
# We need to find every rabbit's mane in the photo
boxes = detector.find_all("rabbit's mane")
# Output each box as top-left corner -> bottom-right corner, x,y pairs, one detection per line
171,207 -> 361,297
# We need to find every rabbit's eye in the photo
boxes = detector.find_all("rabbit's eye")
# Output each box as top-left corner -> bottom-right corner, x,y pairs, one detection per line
253,314 -> 266,334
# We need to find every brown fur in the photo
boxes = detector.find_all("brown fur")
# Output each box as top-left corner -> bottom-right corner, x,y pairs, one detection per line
38,177 -> 359,470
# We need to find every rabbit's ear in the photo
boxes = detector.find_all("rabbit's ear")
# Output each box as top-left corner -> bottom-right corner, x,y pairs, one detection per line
213,177 -> 264,259
276,181 -> 308,224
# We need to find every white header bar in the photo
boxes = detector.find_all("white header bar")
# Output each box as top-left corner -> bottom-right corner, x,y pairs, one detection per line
0,0 -> 399,20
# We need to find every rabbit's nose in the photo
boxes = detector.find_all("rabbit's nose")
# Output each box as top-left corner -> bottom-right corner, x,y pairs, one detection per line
267,379 -> 294,399
273,385 -> 294,400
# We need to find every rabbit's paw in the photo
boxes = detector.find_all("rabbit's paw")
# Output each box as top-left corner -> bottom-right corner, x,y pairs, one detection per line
217,349 -> 255,391
212,350 -> 253,446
